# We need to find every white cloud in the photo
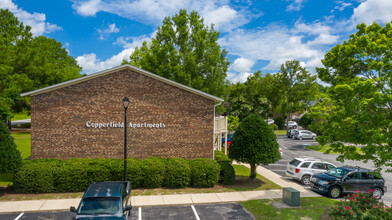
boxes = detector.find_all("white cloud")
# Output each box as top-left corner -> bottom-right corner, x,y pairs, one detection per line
227,72 -> 251,83
0,0 -> 61,36
71,0 -> 252,32
220,21 -> 340,72
76,48 -> 134,74
114,33 -> 155,49
352,0 -> 392,25
97,23 -> 120,40
231,58 -> 255,72
332,1 -> 352,12
286,0 -> 306,12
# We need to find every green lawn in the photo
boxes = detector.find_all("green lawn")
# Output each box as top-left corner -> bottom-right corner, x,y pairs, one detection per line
306,144 -> 363,154
274,130 -> 287,135
242,197 -> 336,220
11,132 -> 31,159
11,112 -> 31,121
0,173 -> 13,187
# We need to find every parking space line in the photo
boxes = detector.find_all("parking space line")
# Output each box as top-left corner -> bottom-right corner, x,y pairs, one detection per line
191,205 -> 200,220
14,213 -> 24,220
138,207 -> 142,220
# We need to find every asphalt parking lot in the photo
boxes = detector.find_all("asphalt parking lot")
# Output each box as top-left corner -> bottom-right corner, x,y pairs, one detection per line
1,203 -> 254,220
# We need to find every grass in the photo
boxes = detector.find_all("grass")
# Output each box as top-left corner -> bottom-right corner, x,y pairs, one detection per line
306,145 -> 363,155
11,132 -> 31,159
0,173 -> 13,187
241,197 -> 337,220
0,164 -> 281,200
274,130 -> 287,135
11,112 -> 31,121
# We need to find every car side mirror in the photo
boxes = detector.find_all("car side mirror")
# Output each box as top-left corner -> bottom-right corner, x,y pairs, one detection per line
125,205 -> 132,211
70,206 -> 76,213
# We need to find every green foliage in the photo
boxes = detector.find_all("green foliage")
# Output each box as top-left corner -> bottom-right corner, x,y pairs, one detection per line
274,116 -> 286,130
269,124 -> 278,130
227,115 -> 240,131
277,60 -> 319,126
0,9 -> 81,120
124,9 -> 229,97
226,72 -> 283,120
229,114 -> 280,180
13,157 -> 220,193
329,191 -> 392,219
214,150 -> 235,184
298,113 -> 313,130
0,121 -> 22,173
164,158 -> 191,188
313,21 -> 392,171
189,158 -> 220,188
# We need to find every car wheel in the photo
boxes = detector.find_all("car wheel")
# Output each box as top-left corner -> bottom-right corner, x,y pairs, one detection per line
328,186 -> 342,198
299,136 -> 303,140
301,175 -> 311,185
373,188 -> 383,199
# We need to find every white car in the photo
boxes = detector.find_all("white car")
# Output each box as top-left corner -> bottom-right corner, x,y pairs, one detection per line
293,130 -> 317,140
285,157 -> 336,185
266,119 -> 274,125
285,121 -> 297,129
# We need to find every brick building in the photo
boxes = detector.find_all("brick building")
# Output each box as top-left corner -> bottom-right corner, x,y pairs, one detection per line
21,65 -> 223,159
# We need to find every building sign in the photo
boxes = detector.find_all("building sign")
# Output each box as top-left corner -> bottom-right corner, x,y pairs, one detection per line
86,121 -> 166,129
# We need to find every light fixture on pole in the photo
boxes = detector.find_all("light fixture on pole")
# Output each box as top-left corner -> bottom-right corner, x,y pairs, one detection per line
122,96 -> 130,181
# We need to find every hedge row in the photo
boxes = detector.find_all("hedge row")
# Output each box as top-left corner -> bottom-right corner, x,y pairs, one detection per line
13,157 -> 220,193
214,151 -> 235,185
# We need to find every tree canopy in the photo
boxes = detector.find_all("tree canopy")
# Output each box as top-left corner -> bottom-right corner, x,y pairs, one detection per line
312,21 -> 392,172
0,120 -> 22,173
123,9 -> 230,97
0,9 -> 81,121
229,114 -> 280,180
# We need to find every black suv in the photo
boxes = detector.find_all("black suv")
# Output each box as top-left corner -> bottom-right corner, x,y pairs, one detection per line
309,166 -> 387,199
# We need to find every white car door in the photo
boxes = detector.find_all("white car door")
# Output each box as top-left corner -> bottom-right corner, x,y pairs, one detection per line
310,162 -> 326,175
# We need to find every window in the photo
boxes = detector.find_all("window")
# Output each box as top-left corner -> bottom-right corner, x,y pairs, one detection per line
300,162 -> 311,168
348,172 -> 361,179
326,164 -> 336,170
312,163 -> 325,170
289,159 -> 301,167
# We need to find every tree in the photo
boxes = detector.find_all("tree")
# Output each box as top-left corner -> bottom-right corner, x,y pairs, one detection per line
298,113 -> 312,130
229,114 -> 281,181
227,115 -> 239,131
276,60 -> 318,129
0,9 -> 82,123
123,9 -> 230,97
312,21 -> 392,172
0,121 -> 22,173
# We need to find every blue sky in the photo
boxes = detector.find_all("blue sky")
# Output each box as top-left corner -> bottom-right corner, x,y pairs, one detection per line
2,0 -> 392,83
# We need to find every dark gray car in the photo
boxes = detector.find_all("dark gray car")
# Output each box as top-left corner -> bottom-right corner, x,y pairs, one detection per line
310,166 -> 387,199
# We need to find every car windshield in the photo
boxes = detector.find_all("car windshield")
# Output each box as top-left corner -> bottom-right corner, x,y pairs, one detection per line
78,197 -> 121,215
325,168 -> 349,178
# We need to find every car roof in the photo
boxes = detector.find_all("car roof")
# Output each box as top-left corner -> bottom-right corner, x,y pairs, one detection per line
339,166 -> 371,172
83,182 -> 124,198
295,157 -> 321,162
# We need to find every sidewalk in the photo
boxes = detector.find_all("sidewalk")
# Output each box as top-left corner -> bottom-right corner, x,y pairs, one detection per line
0,164 -> 320,213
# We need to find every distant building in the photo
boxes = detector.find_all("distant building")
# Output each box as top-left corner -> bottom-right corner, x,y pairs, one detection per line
21,65 -> 223,159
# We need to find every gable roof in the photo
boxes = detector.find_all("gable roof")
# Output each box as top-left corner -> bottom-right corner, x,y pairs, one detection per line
21,64 -> 224,102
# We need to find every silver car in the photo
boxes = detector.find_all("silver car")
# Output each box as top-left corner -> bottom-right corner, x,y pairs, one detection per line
286,157 -> 336,185
293,130 -> 317,140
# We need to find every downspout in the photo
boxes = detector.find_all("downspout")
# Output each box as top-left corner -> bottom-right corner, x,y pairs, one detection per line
213,102 -> 222,160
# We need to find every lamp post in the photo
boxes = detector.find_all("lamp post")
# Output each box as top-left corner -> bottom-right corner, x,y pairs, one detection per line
122,97 -> 130,181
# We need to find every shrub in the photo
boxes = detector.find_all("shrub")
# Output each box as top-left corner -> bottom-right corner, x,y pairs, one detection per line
189,158 -> 220,187
274,116 -> 285,130
164,158 -> 191,188
218,162 -> 235,184
269,124 -> 278,130
329,190 -> 392,220
0,121 -> 22,173
214,150 -> 231,163
126,158 -> 143,188
139,157 -> 165,188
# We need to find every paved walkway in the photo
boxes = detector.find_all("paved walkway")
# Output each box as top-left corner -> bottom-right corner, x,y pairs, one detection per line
0,163 -> 320,213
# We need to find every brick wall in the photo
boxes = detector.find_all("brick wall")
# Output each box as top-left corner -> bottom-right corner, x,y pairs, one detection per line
31,69 -> 215,159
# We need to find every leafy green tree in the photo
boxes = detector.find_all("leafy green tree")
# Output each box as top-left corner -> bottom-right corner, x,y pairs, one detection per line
312,21 -> 392,172
229,114 -> 280,181
227,115 -> 239,131
298,113 -> 312,130
0,121 -> 22,173
276,60 -> 318,129
0,9 -> 81,123
123,9 -> 230,97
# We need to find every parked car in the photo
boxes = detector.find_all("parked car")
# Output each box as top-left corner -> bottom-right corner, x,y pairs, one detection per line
310,166 -> 387,199
285,121 -> 297,129
286,129 -> 298,138
266,119 -> 274,125
222,133 -> 234,148
293,130 -> 317,140
286,157 -> 336,185
70,181 -> 132,219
